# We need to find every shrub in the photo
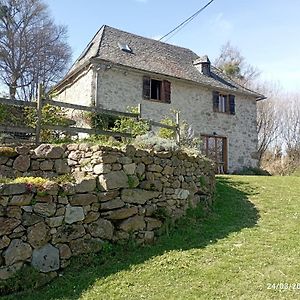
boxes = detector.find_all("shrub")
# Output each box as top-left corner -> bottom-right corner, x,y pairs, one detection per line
234,167 -> 271,176
0,104 -> 25,126
24,104 -> 71,143
157,117 -> 176,140
134,132 -> 178,151
88,112 -> 119,130
112,107 -> 150,138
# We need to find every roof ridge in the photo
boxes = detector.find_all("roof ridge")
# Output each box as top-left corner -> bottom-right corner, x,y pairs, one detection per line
67,25 -> 106,73
94,25 -> 107,58
103,25 -> 200,55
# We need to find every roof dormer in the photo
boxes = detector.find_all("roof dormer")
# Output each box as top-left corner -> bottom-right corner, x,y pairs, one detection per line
193,55 -> 211,76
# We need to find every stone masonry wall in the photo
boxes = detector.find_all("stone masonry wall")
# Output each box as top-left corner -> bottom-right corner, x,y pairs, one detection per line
96,66 -> 259,172
0,144 -> 215,282
55,64 -> 259,172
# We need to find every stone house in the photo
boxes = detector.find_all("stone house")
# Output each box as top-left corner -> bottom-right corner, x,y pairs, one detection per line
53,25 -> 265,173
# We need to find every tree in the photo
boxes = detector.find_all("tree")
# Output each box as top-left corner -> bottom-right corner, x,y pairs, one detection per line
280,94 -> 300,170
214,41 -> 260,86
255,81 -> 281,165
0,0 -> 71,100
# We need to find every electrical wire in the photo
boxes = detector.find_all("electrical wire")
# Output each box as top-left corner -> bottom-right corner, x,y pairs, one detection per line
159,0 -> 215,42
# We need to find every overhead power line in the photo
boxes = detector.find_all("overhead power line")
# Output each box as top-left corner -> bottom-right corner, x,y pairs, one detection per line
159,0 -> 215,42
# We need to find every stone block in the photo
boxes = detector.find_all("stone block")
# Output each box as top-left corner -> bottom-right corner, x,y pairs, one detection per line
9,194 -> 33,206
13,155 -> 30,172
98,190 -> 119,202
22,212 -> 43,227
31,244 -> 59,273
102,207 -> 138,220
84,211 -> 100,224
58,244 -> 72,259
0,183 -> 27,195
40,160 -> 54,171
75,176 -> 96,193
0,217 -> 21,236
69,193 -> 97,206
0,262 -> 23,280
65,205 -> 85,224
55,159 -> 70,174
34,144 -> 64,159
100,198 -> 125,210
93,163 -> 112,175
0,236 -> 10,250
123,163 -> 136,175
88,218 -> 114,240
175,189 -> 190,200
145,217 -> 163,230
119,216 -> 146,232
52,224 -> 85,244
69,238 -> 102,256
147,164 -> 163,172
33,202 -> 56,217
27,222 -> 51,248
99,171 -> 129,190
4,239 -> 32,265
121,189 -> 159,205
46,216 -> 64,228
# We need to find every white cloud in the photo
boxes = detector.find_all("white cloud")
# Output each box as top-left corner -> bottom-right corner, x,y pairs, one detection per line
210,13 -> 233,38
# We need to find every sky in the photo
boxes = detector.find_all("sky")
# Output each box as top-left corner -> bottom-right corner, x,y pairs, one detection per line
46,0 -> 300,93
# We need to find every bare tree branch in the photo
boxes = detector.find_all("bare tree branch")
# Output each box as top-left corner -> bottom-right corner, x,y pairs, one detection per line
0,0 -> 71,100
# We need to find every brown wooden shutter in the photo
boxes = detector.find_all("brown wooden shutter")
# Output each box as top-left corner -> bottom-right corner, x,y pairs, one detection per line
162,80 -> 171,103
143,76 -> 150,99
229,94 -> 235,115
213,91 -> 219,112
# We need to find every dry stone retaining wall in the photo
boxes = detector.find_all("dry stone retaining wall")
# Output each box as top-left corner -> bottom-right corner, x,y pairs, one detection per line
0,144 -> 215,282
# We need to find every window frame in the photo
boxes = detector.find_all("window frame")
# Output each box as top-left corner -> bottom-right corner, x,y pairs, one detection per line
201,134 -> 228,174
213,91 -> 235,115
143,76 -> 171,104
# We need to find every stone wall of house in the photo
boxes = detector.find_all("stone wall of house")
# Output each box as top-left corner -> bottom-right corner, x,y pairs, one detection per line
95,65 -> 259,172
55,68 -> 94,107
0,144 -> 215,282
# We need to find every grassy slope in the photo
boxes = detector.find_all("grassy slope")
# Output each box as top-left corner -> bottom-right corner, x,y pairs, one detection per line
2,176 -> 300,300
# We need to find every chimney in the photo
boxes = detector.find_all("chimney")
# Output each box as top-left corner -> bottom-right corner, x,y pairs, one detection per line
193,55 -> 211,76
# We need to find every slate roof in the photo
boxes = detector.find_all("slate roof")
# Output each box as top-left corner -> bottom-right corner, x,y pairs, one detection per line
63,25 -> 264,98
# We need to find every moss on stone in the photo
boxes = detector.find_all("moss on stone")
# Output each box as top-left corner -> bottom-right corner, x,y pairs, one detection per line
0,147 -> 17,157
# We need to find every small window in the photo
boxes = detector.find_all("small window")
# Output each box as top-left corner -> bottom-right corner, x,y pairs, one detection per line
213,91 -> 235,115
218,94 -> 228,113
143,76 -> 171,103
118,42 -> 132,53
151,79 -> 162,100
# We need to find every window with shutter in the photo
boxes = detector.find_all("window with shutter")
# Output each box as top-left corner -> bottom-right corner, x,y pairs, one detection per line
162,80 -> 171,103
143,76 -> 151,100
213,91 -> 236,115
229,95 -> 235,115
213,91 -> 219,112
143,76 -> 171,103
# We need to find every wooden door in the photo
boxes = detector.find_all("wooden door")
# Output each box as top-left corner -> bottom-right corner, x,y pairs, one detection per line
201,135 -> 228,173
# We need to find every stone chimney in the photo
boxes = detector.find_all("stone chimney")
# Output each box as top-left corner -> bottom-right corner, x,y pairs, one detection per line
193,55 -> 211,76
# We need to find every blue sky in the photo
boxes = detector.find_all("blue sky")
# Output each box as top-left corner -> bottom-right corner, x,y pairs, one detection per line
47,0 -> 300,92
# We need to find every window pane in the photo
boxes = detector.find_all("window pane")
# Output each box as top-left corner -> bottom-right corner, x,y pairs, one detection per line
151,79 -> 161,100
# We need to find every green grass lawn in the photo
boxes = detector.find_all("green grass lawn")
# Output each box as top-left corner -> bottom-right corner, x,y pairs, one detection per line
2,175 -> 300,300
